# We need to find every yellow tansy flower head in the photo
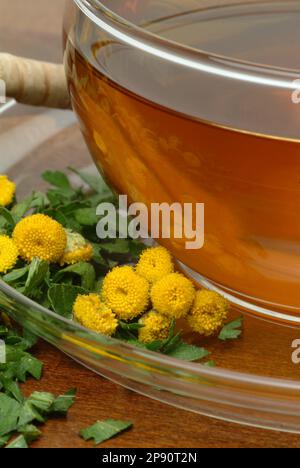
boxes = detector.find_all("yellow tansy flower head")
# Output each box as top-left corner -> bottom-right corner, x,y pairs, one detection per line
0,236 -> 18,273
60,229 -> 93,265
187,289 -> 229,336
73,293 -> 118,336
136,246 -> 174,284
150,272 -> 195,319
0,175 -> 15,207
13,214 -> 67,263
102,266 -> 149,321
138,310 -> 172,344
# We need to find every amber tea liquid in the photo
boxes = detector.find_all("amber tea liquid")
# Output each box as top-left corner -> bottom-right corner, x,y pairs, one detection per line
65,1 -> 300,313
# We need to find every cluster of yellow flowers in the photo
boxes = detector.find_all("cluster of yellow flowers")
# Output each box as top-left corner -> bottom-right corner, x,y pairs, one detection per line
0,207 -> 93,274
0,175 -> 229,343
73,245 -> 229,342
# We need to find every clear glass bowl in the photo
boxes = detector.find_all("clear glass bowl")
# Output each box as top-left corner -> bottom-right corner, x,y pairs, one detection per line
64,0 -> 300,325
1,101 -> 300,433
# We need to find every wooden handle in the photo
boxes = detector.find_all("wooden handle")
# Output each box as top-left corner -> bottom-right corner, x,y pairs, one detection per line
0,53 -> 71,109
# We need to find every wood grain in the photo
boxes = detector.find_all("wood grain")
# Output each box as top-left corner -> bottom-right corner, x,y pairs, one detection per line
1,0 -> 300,448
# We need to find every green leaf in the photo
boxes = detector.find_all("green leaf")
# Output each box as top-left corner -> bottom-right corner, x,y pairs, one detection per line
3,266 -> 30,284
0,207 -> 17,229
92,244 -> 108,267
42,171 -> 72,191
117,321 -> 144,341
166,342 -> 210,362
6,435 -> 28,449
49,388 -> 76,415
48,284 -> 88,318
54,262 -> 96,291
204,360 -> 216,368
18,401 -> 45,427
69,167 -> 111,195
27,392 -> 55,413
30,192 -> 49,211
0,434 -> 11,447
75,207 -> 99,226
101,240 -> 131,255
80,419 -> 133,445
128,240 -> 147,260
119,321 -> 144,332
13,354 -> 43,382
21,329 -> 39,351
23,258 -> 49,296
0,393 -> 21,436
159,320 -> 182,354
18,424 -> 41,444
218,317 -> 244,341
0,376 -> 24,403
11,193 -> 35,220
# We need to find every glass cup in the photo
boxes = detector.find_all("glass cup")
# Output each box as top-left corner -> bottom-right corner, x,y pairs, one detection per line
63,0 -> 300,324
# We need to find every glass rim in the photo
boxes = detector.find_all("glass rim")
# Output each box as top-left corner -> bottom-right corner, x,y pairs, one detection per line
1,275 -> 300,392
74,0 -> 300,90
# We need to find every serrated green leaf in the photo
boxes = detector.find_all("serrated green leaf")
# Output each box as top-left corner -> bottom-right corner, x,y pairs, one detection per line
48,284 -> 88,318
3,266 -> 30,284
0,393 -> 21,436
219,317 -> 244,341
80,419 -> 133,445
0,376 -> 24,403
166,342 -> 210,362
69,167 -> 111,195
54,262 -> 96,291
42,171 -> 72,191
18,401 -> 45,427
27,392 -> 55,413
23,258 -> 49,297
49,388 -> 76,414
14,354 -> 43,382
11,193 -> 34,220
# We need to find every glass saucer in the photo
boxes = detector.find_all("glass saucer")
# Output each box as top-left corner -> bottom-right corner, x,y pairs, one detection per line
1,101 -> 300,433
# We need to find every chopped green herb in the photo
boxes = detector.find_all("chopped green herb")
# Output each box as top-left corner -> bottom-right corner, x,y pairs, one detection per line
219,317 -> 244,341
204,360 -> 216,368
18,424 -> 41,444
80,419 -> 133,445
6,435 -> 28,449
0,393 -> 21,436
166,342 -> 210,362
49,388 -> 77,415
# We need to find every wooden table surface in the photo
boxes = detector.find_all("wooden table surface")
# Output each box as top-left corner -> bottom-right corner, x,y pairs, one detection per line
1,0 -> 300,448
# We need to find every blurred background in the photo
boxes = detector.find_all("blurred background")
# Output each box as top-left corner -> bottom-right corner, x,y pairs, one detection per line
0,0 -> 64,62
